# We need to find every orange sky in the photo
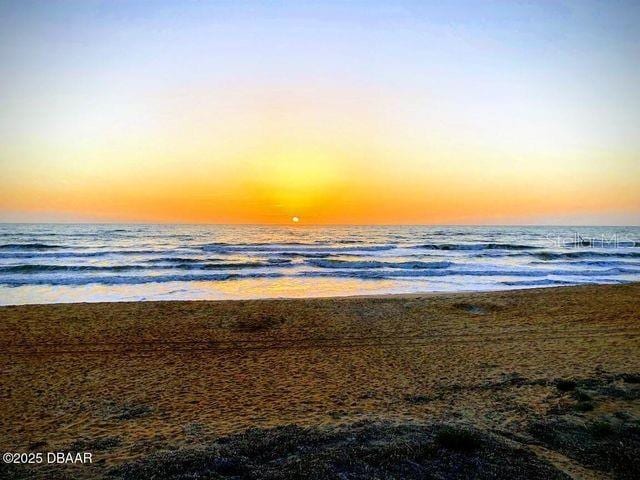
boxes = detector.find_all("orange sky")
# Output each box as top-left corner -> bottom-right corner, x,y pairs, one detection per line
1,2 -> 639,225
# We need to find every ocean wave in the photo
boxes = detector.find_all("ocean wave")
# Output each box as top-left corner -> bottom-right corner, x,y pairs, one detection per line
0,261 -> 293,274
412,243 -> 539,251
0,232 -> 59,237
1,226 -> 639,297
500,279 -> 582,287
0,249 -> 168,259
529,260 -> 640,268
278,252 -> 334,258
0,243 -> 67,250
170,261 -> 291,270
306,259 -> 453,270
297,266 -> 636,280
0,272 -> 284,286
142,257 -> 209,264
501,278 -> 625,287
563,240 -> 638,248
616,241 -> 639,247
534,251 -> 640,260
201,243 -> 396,253
0,264 -> 152,273
266,258 -> 293,265
143,256 -> 293,266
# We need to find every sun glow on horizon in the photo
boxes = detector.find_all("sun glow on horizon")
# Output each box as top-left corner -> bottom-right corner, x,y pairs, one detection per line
0,2 -> 639,225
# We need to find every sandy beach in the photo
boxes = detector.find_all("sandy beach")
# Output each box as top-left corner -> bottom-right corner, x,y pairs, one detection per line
1,283 -> 639,479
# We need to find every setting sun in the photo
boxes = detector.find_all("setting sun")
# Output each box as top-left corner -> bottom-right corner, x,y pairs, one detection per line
0,0 -> 638,227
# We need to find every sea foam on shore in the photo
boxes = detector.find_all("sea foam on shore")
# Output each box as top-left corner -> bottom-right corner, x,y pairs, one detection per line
0,224 -> 639,304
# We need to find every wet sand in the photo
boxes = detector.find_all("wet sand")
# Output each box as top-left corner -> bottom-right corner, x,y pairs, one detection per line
1,283 -> 639,479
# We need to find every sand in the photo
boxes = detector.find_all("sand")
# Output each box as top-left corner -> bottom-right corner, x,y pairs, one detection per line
1,283 -> 639,479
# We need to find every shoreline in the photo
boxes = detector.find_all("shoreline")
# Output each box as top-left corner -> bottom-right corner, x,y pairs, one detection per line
2,280 -> 639,308
1,282 -> 639,479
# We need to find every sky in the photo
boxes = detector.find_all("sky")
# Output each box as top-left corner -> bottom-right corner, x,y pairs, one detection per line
0,0 -> 639,225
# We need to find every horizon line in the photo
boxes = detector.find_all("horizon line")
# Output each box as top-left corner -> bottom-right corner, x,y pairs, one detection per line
1,222 -> 639,228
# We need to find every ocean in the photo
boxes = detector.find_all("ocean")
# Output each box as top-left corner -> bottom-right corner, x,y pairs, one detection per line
0,224 -> 638,305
